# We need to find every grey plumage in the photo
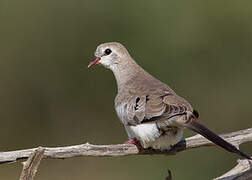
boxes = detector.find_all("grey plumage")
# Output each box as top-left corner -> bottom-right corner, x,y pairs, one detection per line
88,42 -> 251,159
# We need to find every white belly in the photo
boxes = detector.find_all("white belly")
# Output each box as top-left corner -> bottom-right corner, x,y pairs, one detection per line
125,123 -> 183,150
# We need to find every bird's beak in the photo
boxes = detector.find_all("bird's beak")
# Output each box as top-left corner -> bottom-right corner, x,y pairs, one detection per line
87,57 -> 101,68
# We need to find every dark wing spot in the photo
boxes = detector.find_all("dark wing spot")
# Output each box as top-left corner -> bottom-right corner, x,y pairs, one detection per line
135,97 -> 140,110
136,97 -> 140,103
193,110 -> 199,118
146,95 -> 150,102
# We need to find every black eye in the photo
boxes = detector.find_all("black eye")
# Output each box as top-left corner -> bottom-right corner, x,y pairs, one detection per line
104,48 -> 112,55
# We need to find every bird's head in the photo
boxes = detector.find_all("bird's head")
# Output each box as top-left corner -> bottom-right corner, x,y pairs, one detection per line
88,42 -> 130,69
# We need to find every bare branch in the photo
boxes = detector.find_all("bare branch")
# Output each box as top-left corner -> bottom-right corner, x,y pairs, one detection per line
0,128 -> 251,164
215,159 -> 252,180
19,147 -> 44,180
0,128 -> 251,179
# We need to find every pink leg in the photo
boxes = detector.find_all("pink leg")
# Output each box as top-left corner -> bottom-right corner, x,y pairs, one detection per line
124,138 -> 142,149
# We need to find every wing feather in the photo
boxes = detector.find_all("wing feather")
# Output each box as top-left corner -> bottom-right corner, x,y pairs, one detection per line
124,91 -> 192,125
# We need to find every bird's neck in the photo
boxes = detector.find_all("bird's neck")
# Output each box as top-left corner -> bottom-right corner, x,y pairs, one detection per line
110,57 -> 145,91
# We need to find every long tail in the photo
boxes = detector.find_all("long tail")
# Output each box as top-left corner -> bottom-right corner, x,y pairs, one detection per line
185,119 -> 251,160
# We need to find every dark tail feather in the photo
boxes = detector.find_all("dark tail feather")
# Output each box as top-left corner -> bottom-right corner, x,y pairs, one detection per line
185,120 -> 251,160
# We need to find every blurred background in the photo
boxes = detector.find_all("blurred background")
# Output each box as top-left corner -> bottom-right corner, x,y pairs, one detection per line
0,0 -> 252,179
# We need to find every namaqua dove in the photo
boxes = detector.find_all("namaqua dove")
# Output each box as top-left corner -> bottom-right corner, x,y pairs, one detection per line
88,42 -> 251,159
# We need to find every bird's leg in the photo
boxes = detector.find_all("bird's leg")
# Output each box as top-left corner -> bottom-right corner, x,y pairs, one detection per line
124,138 -> 142,149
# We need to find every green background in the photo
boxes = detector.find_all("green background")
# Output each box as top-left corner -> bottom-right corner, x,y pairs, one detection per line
0,0 -> 252,179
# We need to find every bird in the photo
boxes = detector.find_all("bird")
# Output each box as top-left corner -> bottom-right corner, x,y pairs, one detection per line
88,42 -> 251,159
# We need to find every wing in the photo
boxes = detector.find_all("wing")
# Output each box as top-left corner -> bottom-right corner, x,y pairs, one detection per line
123,90 -> 193,126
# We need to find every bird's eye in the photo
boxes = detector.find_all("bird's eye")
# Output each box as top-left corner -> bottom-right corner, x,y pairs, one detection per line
104,48 -> 112,55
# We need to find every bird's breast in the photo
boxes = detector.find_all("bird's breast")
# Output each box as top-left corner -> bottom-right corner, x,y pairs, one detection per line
125,123 -> 183,149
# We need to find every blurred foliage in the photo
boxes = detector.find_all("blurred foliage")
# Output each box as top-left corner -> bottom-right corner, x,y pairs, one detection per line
0,0 -> 252,179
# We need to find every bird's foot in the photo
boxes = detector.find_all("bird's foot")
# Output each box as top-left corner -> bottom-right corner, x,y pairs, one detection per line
124,138 -> 142,149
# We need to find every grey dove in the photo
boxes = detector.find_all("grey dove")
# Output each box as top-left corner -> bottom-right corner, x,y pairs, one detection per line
88,42 -> 251,159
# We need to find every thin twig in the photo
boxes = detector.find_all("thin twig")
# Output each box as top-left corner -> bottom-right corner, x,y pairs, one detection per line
19,147 -> 45,180
165,169 -> 172,180
214,159 -> 252,180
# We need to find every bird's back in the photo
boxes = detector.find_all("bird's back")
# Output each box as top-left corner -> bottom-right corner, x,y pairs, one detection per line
115,68 -> 194,125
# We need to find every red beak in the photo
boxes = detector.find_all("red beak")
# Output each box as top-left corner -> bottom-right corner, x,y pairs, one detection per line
87,57 -> 101,68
